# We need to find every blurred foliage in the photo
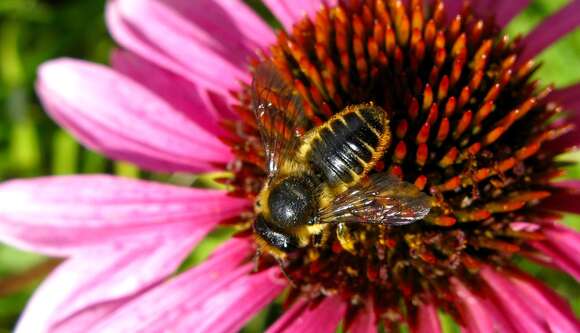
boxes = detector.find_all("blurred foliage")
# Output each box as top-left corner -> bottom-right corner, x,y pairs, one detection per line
0,0 -> 578,332
0,1 -> 109,330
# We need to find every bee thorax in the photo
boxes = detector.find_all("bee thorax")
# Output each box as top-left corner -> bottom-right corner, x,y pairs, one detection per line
268,175 -> 318,227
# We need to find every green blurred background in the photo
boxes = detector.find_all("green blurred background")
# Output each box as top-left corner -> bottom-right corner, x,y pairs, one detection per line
0,0 -> 578,332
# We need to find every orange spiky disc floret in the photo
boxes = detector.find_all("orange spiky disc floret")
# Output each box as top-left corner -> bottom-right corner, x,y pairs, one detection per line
222,0 -> 571,327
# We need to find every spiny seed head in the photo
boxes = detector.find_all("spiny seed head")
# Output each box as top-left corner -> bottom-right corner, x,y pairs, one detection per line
222,0 -> 571,327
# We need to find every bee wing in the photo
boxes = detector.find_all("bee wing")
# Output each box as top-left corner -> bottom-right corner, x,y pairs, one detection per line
251,61 -> 307,176
318,173 -> 432,226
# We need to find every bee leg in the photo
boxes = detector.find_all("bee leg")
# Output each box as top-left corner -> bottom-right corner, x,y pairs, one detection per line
336,223 -> 357,254
275,257 -> 297,288
311,228 -> 330,248
252,248 -> 262,273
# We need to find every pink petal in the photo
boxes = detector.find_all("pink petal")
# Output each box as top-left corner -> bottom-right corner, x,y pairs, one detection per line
467,0 -> 492,18
111,50 -> 231,137
510,221 -> 541,232
481,266 -> 580,333
160,0 -> 276,52
87,239 -> 282,333
263,0 -> 337,31
480,267 -> 546,333
267,296 -> 346,333
349,306 -> 376,333
443,0 -> 463,19
410,302 -> 441,333
532,242 -> 580,281
105,1 -> 193,89
540,180 -> 580,215
115,50 -> 239,122
0,175 -> 249,256
107,0 -> 271,93
264,299 -> 308,333
531,222 -> 580,280
545,129 -> 580,152
543,222 -> 580,257
508,271 -> 580,333
463,0 -> 529,27
37,59 -> 233,172
519,0 -> 580,64
175,267 -> 285,333
549,83 -> 580,113
451,278 -> 494,333
478,297 -> 517,333
545,84 -> 580,149
493,0 -> 531,27
15,235 -> 199,333
466,0 -> 494,20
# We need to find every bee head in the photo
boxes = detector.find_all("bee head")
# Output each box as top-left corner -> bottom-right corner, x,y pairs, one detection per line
253,214 -> 299,253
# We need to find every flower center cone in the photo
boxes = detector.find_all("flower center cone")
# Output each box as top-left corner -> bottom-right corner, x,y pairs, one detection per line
220,0 -> 570,326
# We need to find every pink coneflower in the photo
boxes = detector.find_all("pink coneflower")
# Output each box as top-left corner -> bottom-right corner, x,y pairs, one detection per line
1,0 -> 579,331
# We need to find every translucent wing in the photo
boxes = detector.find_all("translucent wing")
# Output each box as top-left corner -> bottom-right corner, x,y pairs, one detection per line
318,173 -> 432,226
251,61 -> 307,176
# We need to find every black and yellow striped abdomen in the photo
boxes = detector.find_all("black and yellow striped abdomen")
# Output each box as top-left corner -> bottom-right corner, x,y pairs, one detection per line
298,104 -> 391,189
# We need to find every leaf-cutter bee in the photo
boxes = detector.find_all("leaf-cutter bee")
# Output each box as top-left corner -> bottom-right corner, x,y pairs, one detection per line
251,62 -> 432,258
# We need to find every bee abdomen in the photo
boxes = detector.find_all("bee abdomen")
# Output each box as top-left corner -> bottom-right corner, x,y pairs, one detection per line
305,104 -> 390,188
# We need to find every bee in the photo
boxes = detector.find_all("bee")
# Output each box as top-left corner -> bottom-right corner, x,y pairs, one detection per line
251,62 -> 432,258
